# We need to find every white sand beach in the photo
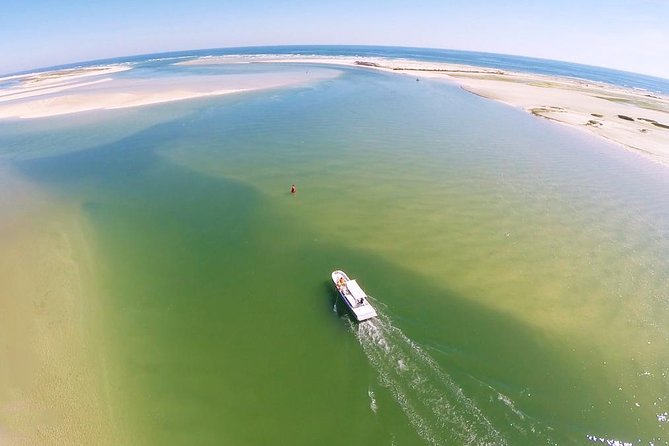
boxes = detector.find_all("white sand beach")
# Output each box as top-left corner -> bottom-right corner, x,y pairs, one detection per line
0,66 -> 339,119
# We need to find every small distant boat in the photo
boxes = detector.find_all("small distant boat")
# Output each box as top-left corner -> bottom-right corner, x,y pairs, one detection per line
331,270 -> 378,321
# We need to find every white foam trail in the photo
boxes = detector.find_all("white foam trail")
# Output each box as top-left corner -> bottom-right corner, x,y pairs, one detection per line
368,388 -> 378,414
586,434 -> 633,445
352,312 -> 507,446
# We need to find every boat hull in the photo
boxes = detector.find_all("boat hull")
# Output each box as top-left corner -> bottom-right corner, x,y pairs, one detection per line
331,270 -> 378,321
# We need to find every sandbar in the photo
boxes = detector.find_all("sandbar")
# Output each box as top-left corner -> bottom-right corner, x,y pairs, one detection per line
0,65 -> 340,119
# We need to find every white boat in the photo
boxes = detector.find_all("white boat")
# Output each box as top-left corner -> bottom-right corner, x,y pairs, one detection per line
331,270 -> 378,321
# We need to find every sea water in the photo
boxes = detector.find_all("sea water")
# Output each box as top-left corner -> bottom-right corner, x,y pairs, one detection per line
1,51 -> 669,445
8,45 -> 669,94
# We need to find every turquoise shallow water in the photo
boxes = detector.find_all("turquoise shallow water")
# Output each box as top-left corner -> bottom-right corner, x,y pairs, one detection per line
3,60 -> 669,445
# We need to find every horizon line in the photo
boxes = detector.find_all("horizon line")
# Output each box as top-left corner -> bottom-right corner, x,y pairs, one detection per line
3,44 -> 669,84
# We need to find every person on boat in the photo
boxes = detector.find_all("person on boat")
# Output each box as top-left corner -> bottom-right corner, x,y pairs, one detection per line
290,184 -> 296,193
337,277 -> 346,289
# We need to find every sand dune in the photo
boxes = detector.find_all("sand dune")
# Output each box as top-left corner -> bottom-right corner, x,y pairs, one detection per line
437,68 -> 669,164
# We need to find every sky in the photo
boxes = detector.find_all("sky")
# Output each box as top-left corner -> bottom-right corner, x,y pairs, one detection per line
1,0 -> 668,78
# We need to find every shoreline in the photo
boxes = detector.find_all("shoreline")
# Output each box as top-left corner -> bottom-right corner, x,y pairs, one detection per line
1,55 -> 668,166
252,55 -> 669,166
0,67 -> 340,119
180,55 -> 669,166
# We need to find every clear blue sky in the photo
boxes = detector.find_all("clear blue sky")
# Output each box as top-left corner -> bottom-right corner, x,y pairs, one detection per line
2,0 -> 668,78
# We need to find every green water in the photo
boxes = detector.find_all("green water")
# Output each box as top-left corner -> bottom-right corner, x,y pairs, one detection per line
3,64 -> 669,445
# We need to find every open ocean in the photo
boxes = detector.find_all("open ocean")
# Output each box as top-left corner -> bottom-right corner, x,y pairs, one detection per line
5,45 -> 669,94
1,47 -> 669,445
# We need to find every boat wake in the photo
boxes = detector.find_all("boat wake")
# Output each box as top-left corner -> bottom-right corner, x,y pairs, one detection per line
352,312 -> 507,446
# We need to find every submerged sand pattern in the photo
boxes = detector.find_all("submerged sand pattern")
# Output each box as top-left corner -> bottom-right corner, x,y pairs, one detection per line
0,169 -> 117,445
